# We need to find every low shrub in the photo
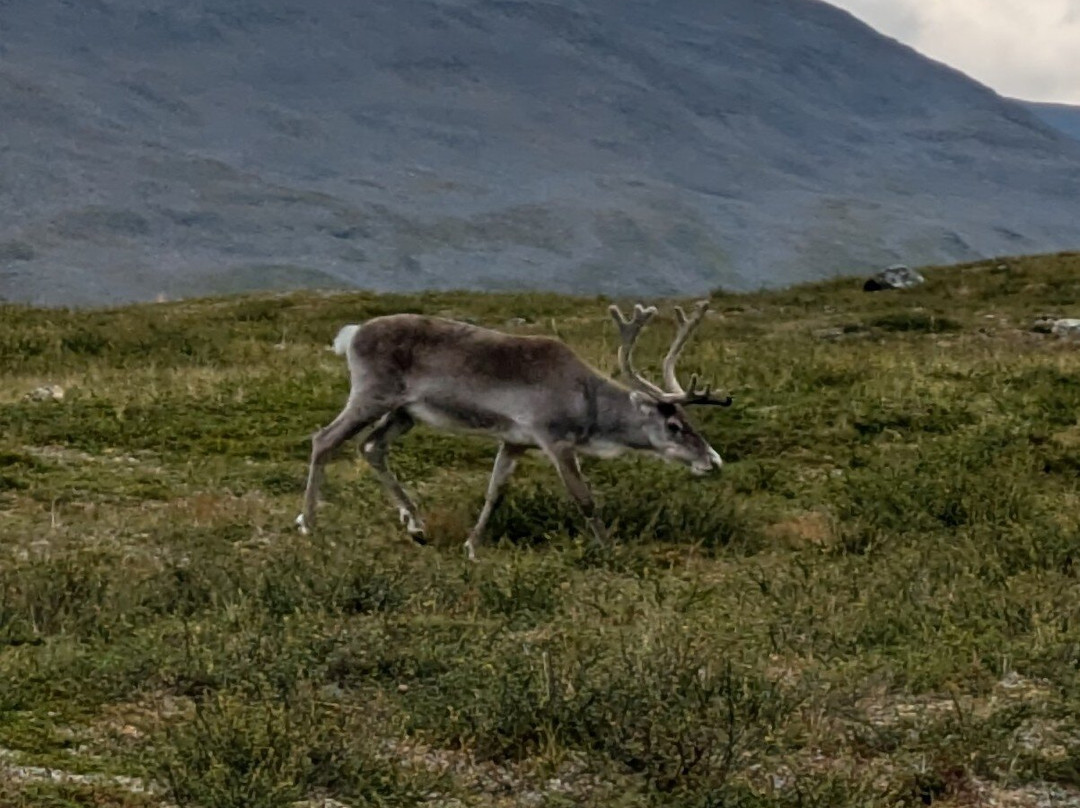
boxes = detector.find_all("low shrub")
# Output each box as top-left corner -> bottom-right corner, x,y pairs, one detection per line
151,684 -> 427,808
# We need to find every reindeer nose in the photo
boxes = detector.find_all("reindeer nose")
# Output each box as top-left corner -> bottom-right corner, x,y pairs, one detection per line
692,447 -> 724,476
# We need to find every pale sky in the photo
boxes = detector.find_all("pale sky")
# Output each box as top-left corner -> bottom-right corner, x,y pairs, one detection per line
826,0 -> 1080,104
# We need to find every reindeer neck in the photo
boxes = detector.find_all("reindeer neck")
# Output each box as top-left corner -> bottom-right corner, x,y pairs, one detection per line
582,377 -> 654,451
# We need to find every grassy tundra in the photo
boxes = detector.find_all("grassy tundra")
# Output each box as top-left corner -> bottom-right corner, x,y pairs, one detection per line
1,253 -> 1079,807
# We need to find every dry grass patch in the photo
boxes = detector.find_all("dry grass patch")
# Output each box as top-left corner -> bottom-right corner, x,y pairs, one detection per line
763,510 -> 836,548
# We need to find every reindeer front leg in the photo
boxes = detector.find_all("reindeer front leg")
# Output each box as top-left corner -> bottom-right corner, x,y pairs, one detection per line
465,442 -> 527,561
543,443 -> 610,547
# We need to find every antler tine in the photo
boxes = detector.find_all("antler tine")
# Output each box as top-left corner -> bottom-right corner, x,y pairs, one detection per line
679,375 -> 734,408
608,303 -> 666,398
609,302 -> 657,329
662,300 -> 710,395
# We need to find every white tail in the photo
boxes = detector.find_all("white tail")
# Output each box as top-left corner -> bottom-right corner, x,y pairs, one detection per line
331,324 -> 361,356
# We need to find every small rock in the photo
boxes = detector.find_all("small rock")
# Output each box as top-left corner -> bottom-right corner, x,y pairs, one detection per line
319,683 -> 345,700
25,385 -> 64,402
814,327 -> 845,341
1051,319 -> 1080,338
397,683 -> 410,693
53,727 -> 77,742
1033,317 -> 1080,337
505,317 -> 529,327
863,264 -> 926,292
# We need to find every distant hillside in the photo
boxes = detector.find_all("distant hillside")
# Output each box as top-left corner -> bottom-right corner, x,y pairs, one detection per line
1023,101 -> 1080,142
2,0 -> 1080,306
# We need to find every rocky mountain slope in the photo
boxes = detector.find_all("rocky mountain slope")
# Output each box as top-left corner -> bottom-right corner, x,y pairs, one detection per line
2,0 -> 1079,306
1024,101 -> 1080,142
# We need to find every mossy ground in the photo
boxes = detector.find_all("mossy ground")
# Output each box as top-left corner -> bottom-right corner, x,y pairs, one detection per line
1,253 -> 1079,807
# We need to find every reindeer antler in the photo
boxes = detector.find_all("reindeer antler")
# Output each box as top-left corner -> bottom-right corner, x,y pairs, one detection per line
609,303 -> 667,398
610,300 -> 732,407
662,302 -> 706,394
660,300 -> 732,407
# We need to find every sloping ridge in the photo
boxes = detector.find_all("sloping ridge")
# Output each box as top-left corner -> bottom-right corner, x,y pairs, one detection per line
1023,101 -> 1080,142
1,0 -> 1079,306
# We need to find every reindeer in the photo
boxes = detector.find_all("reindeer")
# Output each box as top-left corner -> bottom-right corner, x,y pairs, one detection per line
296,300 -> 732,559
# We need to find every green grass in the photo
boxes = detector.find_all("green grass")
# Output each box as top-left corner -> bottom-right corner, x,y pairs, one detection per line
1,252 -> 1080,806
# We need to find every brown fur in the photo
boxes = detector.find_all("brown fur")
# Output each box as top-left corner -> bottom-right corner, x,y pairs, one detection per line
354,315 -> 592,385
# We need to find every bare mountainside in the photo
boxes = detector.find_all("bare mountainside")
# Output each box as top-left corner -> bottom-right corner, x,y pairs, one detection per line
2,0 -> 1080,306
1024,101 -> 1080,142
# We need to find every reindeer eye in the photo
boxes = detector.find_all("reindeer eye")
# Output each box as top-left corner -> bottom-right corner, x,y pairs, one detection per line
666,420 -> 682,434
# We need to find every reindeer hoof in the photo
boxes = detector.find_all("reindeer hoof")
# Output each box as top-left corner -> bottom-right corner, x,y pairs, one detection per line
398,508 -> 426,543
295,514 -> 310,536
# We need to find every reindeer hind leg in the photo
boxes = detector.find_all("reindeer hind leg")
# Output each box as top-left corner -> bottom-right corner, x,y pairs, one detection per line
298,397 -> 388,535
360,409 -> 427,543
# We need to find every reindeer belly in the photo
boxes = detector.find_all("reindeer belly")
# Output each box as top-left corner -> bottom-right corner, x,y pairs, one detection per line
578,439 -> 630,459
405,400 -> 534,445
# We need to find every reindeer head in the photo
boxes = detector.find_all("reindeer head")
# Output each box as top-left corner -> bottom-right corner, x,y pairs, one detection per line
609,300 -> 732,475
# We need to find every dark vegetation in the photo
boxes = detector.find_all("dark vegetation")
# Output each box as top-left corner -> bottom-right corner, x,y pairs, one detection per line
1,252 -> 1079,806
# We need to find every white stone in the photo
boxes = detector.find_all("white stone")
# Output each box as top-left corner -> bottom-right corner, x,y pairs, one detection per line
1051,319 -> 1080,338
24,385 -> 64,402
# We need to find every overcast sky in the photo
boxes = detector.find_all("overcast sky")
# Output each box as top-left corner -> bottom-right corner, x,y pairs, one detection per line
826,0 -> 1080,104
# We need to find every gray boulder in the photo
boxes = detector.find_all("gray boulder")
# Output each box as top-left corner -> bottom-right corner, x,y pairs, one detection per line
1032,316 -> 1080,336
863,265 -> 926,292
24,385 -> 65,402
1052,319 -> 1080,338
